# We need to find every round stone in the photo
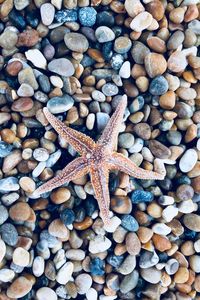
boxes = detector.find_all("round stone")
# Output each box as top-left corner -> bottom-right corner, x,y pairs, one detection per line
33,148 -> 49,162
48,219 -> 70,240
174,267 -> 189,283
0,223 -> 18,246
9,202 -> 31,221
144,53 -> 167,78
56,262 -> 74,284
179,149 -> 198,173
0,205 -> 8,225
33,256 -> 45,277
131,42 -> 150,64
7,276 -> 32,298
40,3 -> 55,26
130,12 -> 153,32
114,37 -> 132,54
126,232 -> 141,255
19,177 -> 36,193
121,215 -> 139,232
75,274 -> 92,295
64,32 -> 89,53
102,83 -> 119,96
89,235 -> 112,254
131,190 -> 153,203
140,267 -> 161,284
36,287 -> 57,300
125,0 -> 144,18
159,91 -> 176,109
13,247 -> 30,267
118,133 -> 135,148
111,196 -> 132,214
183,214 -> 200,232
47,95 -> 74,114
95,26 -> 115,43
11,97 -> 34,112
78,7 -> 97,27
60,208 -> 75,226
48,58 -> 75,77
149,76 -> 169,95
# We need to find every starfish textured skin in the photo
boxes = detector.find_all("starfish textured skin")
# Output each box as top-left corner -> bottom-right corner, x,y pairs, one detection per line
35,95 -> 166,225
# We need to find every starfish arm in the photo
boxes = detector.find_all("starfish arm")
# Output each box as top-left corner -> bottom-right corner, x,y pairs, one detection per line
43,108 -> 96,155
90,166 -> 111,225
34,157 -> 89,195
97,95 -> 127,150
108,152 -> 165,180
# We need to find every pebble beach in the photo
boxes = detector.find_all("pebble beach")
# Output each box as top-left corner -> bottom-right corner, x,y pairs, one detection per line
0,0 -> 200,299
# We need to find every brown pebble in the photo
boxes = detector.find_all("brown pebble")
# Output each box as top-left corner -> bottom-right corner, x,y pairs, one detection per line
137,226 -> 153,244
87,48 -> 104,63
159,91 -> 176,110
144,53 -> 167,78
147,36 -> 166,53
12,98 -> 34,112
6,61 -> 23,76
17,29 -> 40,47
149,140 -> 171,159
125,232 -> 141,255
9,202 -> 31,222
111,196 -> 132,214
185,124 -> 197,143
19,177 -> 36,193
74,217 -> 93,230
194,275 -> 200,292
7,276 -> 32,298
184,4 -> 199,22
50,187 -> 71,204
48,219 -> 70,241
146,0 -> 164,21
133,123 -> 151,140
152,234 -> 171,252
1,129 -> 16,144
174,267 -> 189,284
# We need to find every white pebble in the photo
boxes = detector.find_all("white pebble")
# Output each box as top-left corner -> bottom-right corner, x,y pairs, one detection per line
194,240 -> 200,253
178,199 -> 195,214
75,273 -> 92,295
40,3 -> 55,26
86,288 -> 98,300
152,223 -> 171,235
33,256 -> 45,277
119,61 -> 131,79
0,239 -> 6,263
89,235 -> 112,254
36,287 -> 57,300
25,49 -> 47,70
162,205 -> 179,222
104,216 -> 121,233
50,76 -> 63,88
179,149 -> 198,173
0,269 -> 15,282
56,262 -> 74,284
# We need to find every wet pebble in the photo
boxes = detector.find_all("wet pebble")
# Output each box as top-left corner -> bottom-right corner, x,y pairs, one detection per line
47,95 -> 74,114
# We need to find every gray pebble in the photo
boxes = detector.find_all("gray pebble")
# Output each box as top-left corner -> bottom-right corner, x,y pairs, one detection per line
0,177 -> 19,193
96,112 -> 110,132
0,223 -> 18,246
102,83 -> 119,96
95,26 -> 115,43
48,58 -> 75,77
0,205 -> 8,225
47,95 -> 74,114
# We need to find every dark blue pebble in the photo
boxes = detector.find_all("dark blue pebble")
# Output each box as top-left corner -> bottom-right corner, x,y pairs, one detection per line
111,53 -> 124,70
129,96 -> 144,113
175,175 -> 191,186
112,26 -> 123,38
34,275 -> 49,289
90,258 -> 105,276
55,9 -> 78,23
158,178 -> 172,191
74,207 -> 85,223
9,10 -> 26,30
149,76 -> 169,96
0,141 -> 13,158
102,42 -> 113,61
19,290 -> 34,300
60,208 -> 75,225
79,7 -> 97,27
184,229 -> 197,240
107,254 -> 124,268
109,173 -> 120,193
81,55 -> 95,67
26,11 -> 39,28
85,197 -> 97,216
158,252 -> 169,263
0,23 -> 4,34
38,75 -> 51,93
121,215 -> 139,232
131,190 -> 153,203
96,11 -> 115,27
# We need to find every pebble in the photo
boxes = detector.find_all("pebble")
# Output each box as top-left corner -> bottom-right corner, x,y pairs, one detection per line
149,76 -> 169,95
47,95 -> 74,114
33,256 -> 45,277
7,276 -> 32,298
114,37 -> 132,54
40,3 -> 55,26
144,53 -> 167,78
162,205 -> 179,222
17,83 -> 34,97
126,232 -> 141,255
168,51 -> 188,73
0,30 -> 18,50
118,133 -> 134,148
131,190 -> 153,203
139,250 -> 159,268
0,223 -> 18,246
13,247 -> 30,267
0,239 -> 6,263
95,26 -> 115,43
152,223 -> 171,235
183,214 -> 200,232
131,42 -> 150,64
48,58 -> 75,77
179,149 -> 198,172
19,177 -> 36,193
12,97 -> 34,112
121,215 -> 139,232
125,0 -> 144,18
0,269 -> 15,283
25,49 -> 47,69
117,255 -> 136,275
102,83 -> 119,96
56,261 -> 74,284
96,112 -> 110,132
140,267 -> 161,284
89,235 -> 112,254
64,32 -> 89,53
75,274 -> 92,295
119,61 -> 131,79
130,12 -> 153,32
36,287 -> 57,300
119,270 -> 139,294
60,208 -> 75,225
165,259 -> 179,275
79,7 -> 97,27
9,202 -> 31,221
49,219 -> 70,240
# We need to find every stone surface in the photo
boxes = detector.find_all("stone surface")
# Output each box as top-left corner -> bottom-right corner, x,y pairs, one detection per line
48,58 -> 75,77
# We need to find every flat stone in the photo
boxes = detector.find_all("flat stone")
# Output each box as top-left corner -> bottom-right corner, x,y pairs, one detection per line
125,0 -> 144,17
95,26 -> 115,43
119,270 -> 139,294
40,3 -> 55,26
89,235 -> 112,254
13,247 -> 30,267
48,58 -> 75,77
130,12 -> 153,32
117,255 -> 136,275
0,177 -> 19,193
47,95 -> 74,114
75,274 -> 92,295
12,97 -> 34,112
17,83 -> 34,97
56,261 -> 74,284
126,232 -> 141,255
64,32 -> 89,53
36,287 -> 57,300
179,149 -> 198,173
140,267 -> 161,284
25,49 -> 47,69
7,276 -> 32,298
183,214 -> 200,232
0,269 -> 15,283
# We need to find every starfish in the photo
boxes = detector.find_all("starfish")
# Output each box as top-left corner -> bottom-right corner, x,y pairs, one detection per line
35,95 -> 166,225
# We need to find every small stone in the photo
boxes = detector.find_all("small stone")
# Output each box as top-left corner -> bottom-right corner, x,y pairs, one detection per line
95,26 -> 115,43
89,235 -> 112,254
149,76 -> 169,95
6,61 -> 23,76
188,19 -> 200,34
48,58 -> 75,77
145,53 -> 167,78
152,223 -> 171,235
79,7 -> 97,27
60,208 -> 75,226
179,149 -> 198,173
121,215 -> 139,232
140,267 -> 161,284
75,274 -> 92,295
162,205 -> 179,222
183,214 -> 200,232
18,68 -> 38,90
96,112 -> 110,132
40,3 -> 55,26
165,259 -> 179,275
114,37 -> 132,54
118,133 -> 135,148
64,32 -> 89,53
86,288 -> 98,300
104,216 -> 121,233
111,196 -> 132,214
47,95 -> 74,114
19,177 -> 36,193
131,190 -> 153,203
36,287 -> 57,300
90,257 -> 104,276
149,140 -> 171,159
167,31 -> 185,50
25,49 -> 47,69
168,51 -> 188,73
152,234 -> 171,252
125,0 -> 144,17
33,148 -> 49,162
176,87 -> 197,100
0,223 -> 18,246
119,61 -> 131,79
0,239 -> 6,263
50,187 -> 71,204
126,232 -> 141,255
139,250 -> 159,268
0,30 -> 18,50
0,205 -> 8,226
130,12 -> 153,32
0,177 -> 19,193
119,270 -> 139,294
174,267 -> 189,284
49,219 -> 70,240
102,83 -> 119,96
40,230 -> 59,248
131,42 -> 150,64
12,97 -> 34,112
0,269 -> 15,283
134,123 -> 151,140
13,247 -> 30,267
56,262 -> 74,284
33,256 -> 45,277
146,0 -> 164,21
176,184 -> 194,201
17,29 -> 39,47
159,91 -> 176,109
17,83 -> 34,97
7,276 -> 32,298
117,255 -> 136,275
0,142 -> 12,158
9,202 -> 31,221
